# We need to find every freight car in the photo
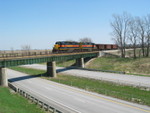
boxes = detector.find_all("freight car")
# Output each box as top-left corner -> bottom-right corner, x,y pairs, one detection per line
96,44 -> 118,50
52,41 -> 97,53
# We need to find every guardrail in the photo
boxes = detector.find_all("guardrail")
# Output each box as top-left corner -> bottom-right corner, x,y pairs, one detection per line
8,82 -> 79,113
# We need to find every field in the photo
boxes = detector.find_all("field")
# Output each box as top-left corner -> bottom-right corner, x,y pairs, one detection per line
86,57 -> 150,76
10,67 -> 150,106
0,87 -> 45,113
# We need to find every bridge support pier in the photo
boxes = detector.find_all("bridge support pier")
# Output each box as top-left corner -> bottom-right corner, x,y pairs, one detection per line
76,58 -> 85,68
47,61 -> 56,77
0,67 -> 8,87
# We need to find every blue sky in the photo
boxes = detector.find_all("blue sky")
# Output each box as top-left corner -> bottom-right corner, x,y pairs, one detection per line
0,0 -> 150,50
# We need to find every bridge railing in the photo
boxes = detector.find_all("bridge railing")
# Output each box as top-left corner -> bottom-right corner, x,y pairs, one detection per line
0,52 -> 99,68
0,51 -> 52,58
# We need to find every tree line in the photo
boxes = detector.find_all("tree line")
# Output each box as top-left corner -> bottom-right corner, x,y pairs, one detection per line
111,12 -> 150,58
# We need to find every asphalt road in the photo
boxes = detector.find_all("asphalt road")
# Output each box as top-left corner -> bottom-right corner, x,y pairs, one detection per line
7,69 -> 150,113
22,64 -> 150,88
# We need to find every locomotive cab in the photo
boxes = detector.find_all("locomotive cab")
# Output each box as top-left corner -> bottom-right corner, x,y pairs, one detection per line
52,41 -> 61,53
54,42 -> 60,49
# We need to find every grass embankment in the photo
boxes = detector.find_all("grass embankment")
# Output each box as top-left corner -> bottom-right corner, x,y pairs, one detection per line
44,57 -> 150,76
0,87 -> 45,113
86,57 -> 150,76
10,67 -> 150,106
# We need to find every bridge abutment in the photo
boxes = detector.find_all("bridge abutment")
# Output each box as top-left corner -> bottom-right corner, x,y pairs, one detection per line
0,67 -> 8,87
76,58 -> 85,68
47,61 -> 56,77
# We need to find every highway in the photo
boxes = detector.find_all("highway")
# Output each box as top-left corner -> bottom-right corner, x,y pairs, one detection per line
22,64 -> 150,88
7,69 -> 150,113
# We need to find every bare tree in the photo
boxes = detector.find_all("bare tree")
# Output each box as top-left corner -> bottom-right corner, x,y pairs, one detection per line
21,45 -> 31,51
21,45 -> 31,55
136,17 -> 146,57
79,37 -> 92,43
128,17 -> 139,58
111,13 -> 131,58
145,14 -> 150,57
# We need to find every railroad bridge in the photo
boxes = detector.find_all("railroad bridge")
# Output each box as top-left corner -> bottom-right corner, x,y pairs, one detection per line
0,52 -> 99,86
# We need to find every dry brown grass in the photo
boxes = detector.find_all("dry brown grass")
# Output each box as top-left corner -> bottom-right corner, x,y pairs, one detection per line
86,57 -> 150,76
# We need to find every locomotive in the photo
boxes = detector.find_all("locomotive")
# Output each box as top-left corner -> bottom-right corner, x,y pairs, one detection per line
52,41 -> 97,53
52,41 -> 118,53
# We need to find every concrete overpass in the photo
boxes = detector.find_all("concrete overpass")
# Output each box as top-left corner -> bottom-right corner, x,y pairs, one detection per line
0,52 -> 99,86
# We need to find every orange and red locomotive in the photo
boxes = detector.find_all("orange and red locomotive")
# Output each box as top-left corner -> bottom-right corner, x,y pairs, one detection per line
52,41 -> 97,53
52,41 -> 118,53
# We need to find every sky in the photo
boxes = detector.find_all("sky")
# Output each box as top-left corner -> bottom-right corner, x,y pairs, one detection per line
0,0 -> 150,50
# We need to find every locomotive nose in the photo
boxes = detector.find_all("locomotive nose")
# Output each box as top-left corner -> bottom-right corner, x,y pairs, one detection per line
54,44 -> 59,49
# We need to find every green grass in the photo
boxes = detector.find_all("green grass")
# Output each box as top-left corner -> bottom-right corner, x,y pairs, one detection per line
48,74 -> 150,106
0,87 -> 45,113
10,66 -> 46,75
10,66 -> 150,106
86,57 -> 150,76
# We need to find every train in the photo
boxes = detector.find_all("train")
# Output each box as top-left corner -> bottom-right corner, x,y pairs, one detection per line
52,41 -> 118,53
96,44 -> 118,50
